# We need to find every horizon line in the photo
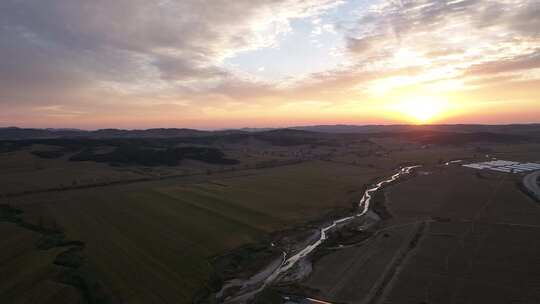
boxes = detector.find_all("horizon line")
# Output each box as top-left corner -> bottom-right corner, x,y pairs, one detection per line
2,122 -> 540,132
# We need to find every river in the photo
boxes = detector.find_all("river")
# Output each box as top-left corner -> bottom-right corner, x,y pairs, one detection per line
220,165 -> 421,303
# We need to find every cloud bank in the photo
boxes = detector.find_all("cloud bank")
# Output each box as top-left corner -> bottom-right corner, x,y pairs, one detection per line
0,0 -> 538,128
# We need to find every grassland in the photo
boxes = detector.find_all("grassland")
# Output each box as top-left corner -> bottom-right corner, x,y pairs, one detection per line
0,221 -> 83,304
3,160 -> 383,303
0,149 -> 146,196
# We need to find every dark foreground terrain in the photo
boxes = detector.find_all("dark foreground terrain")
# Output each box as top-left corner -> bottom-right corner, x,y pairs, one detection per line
0,124 -> 539,303
296,165 -> 540,304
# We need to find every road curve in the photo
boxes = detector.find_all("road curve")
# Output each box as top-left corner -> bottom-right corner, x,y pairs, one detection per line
523,170 -> 540,201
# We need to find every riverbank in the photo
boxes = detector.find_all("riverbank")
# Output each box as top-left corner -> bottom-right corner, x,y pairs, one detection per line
293,165 -> 540,304
206,166 -> 421,303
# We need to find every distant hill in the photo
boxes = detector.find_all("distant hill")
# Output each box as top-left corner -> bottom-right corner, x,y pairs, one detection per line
0,127 -> 215,140
291,124 -> 540,135
235,127 -> 276,132
391,130 -> 530,145
1,124 -> 539,141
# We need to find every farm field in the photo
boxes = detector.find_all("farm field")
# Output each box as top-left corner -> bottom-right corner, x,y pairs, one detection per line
3,160 -> 383,303
298,161 -> 540,304
0,149 -> 147,195
1,130 -> 539,304
381,166 -> 540,304
0,221 -> 83,304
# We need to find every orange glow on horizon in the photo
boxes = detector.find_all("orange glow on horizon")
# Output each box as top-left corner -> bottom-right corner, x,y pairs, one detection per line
390,95 -> 451,124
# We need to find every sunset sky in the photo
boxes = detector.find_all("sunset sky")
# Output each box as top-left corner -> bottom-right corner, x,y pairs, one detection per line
1,0 -> 539,129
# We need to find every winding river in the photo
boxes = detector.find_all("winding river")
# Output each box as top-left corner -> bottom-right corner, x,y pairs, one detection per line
221,165 -> 421,303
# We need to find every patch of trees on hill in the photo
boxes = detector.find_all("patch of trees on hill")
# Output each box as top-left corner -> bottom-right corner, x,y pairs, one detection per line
70,146 -> 238,166
31,150 -> 67,159
0,138 -> 238,166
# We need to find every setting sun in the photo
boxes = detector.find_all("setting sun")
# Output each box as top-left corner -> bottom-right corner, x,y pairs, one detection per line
392,96 -> 450,124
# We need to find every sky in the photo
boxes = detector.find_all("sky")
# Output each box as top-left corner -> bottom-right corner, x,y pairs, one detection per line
0,0 -> 539,129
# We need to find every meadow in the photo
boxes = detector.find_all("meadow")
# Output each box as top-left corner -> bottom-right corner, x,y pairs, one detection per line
3,159 -> 382,303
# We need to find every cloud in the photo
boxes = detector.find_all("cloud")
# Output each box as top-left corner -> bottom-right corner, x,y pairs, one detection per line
152,54 -> 227,81
347,35 -> 382,55
467,50 -> 540,75
338,0 -> 540,94
0,0 -> 538,127
0,0 -> 340,103
508,1 -> 540,37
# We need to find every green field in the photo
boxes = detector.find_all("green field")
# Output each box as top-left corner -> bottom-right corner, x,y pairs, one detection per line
0,221 -> 83,304
4,161 -> 381,303
0,149 -> 146,195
